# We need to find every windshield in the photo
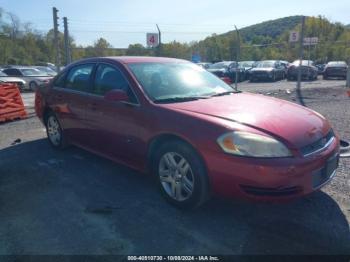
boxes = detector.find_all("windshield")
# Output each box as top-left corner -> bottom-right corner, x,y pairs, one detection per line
21,68 -> 48,76
328,61 -> 347,66
239,61 -> 255,67
256,61 -> 275,68
0,71 -> 8,76
37,67 -> 57,75
292,60 -> 314,66
209,62 -> 232,69
128,62 -> 234,102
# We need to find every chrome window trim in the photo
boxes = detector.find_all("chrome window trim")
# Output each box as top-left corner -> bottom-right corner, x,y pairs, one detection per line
52,61 -> 141,107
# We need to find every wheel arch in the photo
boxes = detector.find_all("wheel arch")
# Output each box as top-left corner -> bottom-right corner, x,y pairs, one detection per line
43,107 -> 54,124
146,133 -> 208,175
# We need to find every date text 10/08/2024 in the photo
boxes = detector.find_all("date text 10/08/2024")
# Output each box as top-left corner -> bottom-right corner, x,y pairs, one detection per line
127,256 -> 220,261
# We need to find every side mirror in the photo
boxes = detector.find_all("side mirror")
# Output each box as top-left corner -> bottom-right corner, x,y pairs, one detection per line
104,89 -> 129,102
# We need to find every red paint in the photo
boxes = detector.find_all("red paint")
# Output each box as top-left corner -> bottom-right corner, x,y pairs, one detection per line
35,57 -> 340,201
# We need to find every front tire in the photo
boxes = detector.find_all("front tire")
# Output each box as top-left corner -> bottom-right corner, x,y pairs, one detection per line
272,73 -> 276,82
152,141 -> 210,209
45,112 -> 68,149
29,81 -> 38,91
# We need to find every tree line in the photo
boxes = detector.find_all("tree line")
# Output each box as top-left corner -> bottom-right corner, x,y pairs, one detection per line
1,8 -> 349,66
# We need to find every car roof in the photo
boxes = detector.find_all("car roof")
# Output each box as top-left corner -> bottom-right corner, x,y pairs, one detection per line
104,56 -> 189,64
258,60 -> 277,63
328,61 -> 347,65
66,57 -> 191,68
5,66 -> 39,70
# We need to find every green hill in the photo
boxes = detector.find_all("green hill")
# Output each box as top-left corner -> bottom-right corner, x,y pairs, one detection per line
224,16 -> 304,42
187,15 -> 350,63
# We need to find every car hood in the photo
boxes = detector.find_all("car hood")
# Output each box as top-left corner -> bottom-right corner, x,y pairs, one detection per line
207,68 -> 226,73
165,93 -> 330,149
326,65 -> 347,68
26,76 -> 53,80
251,67 -> 273,72
0,76 -> 26,83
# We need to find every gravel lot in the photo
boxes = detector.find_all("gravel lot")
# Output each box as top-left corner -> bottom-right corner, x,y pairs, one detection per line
0,79 -> 349,256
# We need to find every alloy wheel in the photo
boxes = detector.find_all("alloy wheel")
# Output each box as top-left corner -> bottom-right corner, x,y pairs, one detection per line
47,115 -> 61,146
158,152 -> 194,202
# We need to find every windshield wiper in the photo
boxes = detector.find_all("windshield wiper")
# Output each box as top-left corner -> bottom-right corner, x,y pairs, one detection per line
153,96 -> 209,104
210,90 -> 240,97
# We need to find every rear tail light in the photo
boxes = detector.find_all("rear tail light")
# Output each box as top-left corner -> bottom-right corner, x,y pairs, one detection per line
35,90 -> 43,118
221,77 -> 232,84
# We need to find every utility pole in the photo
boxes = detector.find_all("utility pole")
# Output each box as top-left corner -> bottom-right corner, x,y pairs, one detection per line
156,24 -> 162,57
234,25 -> 240,92
63,17 -> 71,65
296,16 -> 305,106
52,7 -> 60,72
347,62 -> 350,88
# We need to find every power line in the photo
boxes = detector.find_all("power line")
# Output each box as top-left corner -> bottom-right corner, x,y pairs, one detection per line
69,30 -> 225,35
68,19 -> 237,27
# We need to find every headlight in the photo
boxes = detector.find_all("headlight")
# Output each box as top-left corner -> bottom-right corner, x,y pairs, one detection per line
217,131 -> 292,158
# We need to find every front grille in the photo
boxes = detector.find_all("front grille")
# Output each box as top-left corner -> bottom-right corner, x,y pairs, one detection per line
326,68 -> 346,75
312,154 -> 339,188
253,71 -> 269,77
301,130 -> 335,156
240,185 -> 301,196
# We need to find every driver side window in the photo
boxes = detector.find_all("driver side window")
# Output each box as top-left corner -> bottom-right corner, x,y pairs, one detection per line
93,64 -> 138,103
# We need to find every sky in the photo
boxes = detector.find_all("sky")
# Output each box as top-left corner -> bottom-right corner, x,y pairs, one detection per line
0,0 -> 349,48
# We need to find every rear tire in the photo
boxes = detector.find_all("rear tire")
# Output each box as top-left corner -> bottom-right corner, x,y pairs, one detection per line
45,111 -> 68,149
152,140 -> 210,209
272,73 -> 276,82
29,81 -> 38,91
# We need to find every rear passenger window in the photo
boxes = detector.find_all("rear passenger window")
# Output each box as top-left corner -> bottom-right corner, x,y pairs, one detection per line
53,72 -> 66,87
65,64 -> 94,92
93,64 -> 129,95
3,69 -> 22,76
93,64 -> 138,103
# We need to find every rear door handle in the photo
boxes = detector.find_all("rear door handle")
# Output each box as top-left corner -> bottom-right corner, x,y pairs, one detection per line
55,95 -> 63,102
88,103 -> 98,111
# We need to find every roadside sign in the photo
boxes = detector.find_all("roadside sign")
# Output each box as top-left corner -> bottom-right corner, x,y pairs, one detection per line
303,37 -> 318,46
191,53 -> 201,63
146,33 -> 159,47
289,31 -> 299,43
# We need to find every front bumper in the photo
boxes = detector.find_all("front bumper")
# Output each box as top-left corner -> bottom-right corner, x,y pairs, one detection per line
288,71 -> 313,79
324,70 -> 347,78
203,137 -> 340,201
251,71 -> 273,80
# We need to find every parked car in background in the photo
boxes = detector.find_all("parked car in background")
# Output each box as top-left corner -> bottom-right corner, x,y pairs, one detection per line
238,61 -> 256,80
323,61 -> 348,80
315,64 -> 326,75
250,60 -> 285,82
279,60 -> 290,75
35,56 -> 340,209
287,60 -> 318,81
35,66 -> 58,76
207,61 -> 245,83
2,67 -> 53,90
36,62 -> 56,71
0,71 -> 26,90
196,62 -> 212,69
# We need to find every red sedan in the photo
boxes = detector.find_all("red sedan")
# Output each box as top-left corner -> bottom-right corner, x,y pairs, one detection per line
35,57 -> 340,209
